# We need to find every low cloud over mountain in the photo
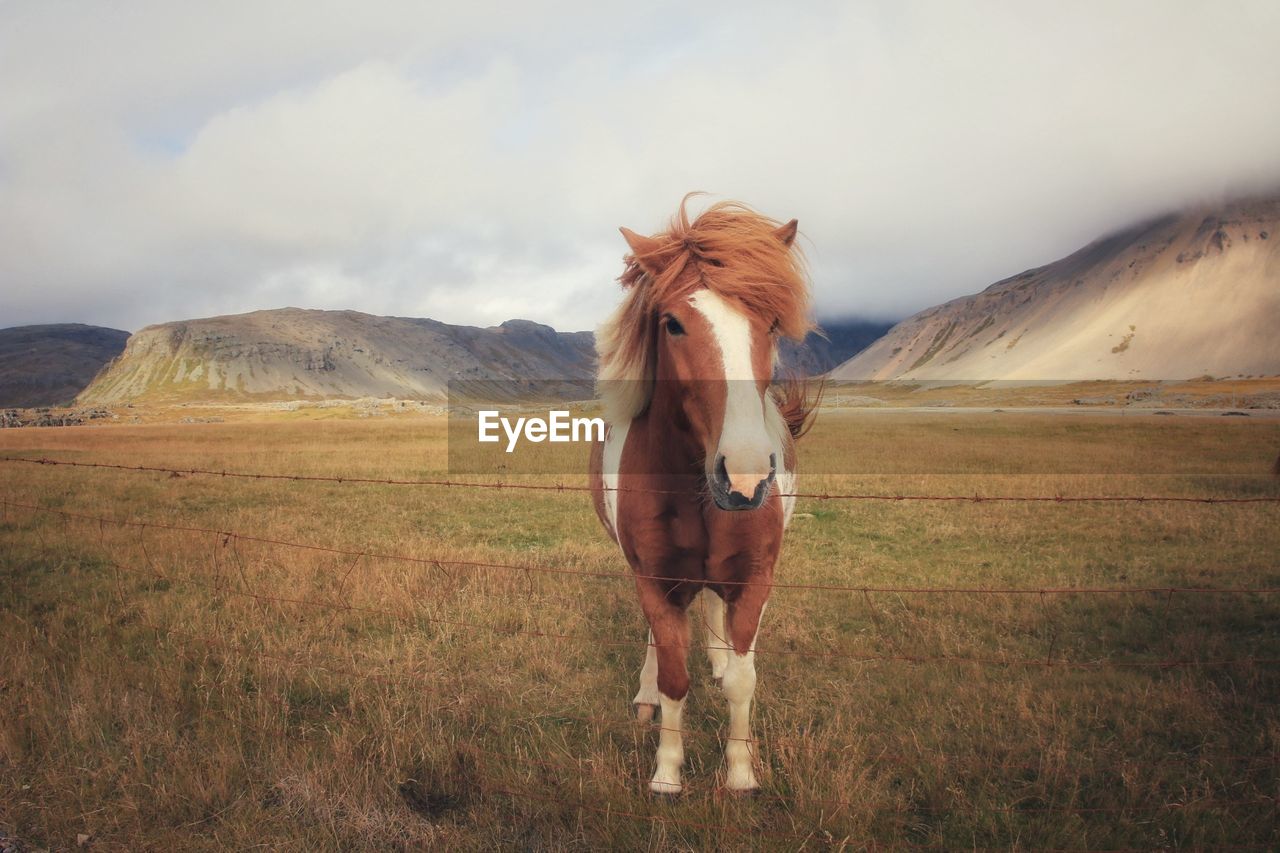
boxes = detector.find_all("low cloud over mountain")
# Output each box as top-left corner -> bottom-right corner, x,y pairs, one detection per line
832,197 -> 1280,381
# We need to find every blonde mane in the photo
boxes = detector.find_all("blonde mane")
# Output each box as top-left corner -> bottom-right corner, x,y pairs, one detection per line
596,197 -> 813,423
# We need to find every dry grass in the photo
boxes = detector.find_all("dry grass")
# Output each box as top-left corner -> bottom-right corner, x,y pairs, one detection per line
822,376 -> 1280,409
1,412 -> 1278,850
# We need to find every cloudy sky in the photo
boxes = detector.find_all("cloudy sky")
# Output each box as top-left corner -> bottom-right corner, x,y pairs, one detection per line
3,1 -> 1279,333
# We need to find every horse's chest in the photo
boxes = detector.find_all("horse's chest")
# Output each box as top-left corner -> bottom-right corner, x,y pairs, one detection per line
617,496 -> 710,574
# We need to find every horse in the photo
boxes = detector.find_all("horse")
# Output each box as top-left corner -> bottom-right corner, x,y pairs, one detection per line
589,197 -> 814,794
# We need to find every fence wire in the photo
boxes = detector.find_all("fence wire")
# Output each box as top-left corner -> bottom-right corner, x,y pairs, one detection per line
2,451 -> 1279,847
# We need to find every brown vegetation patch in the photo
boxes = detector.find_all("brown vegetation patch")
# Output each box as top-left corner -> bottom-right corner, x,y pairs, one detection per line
1112,325 -> 1137,354
1,413 -> 1277,848
909,322 -> 956,371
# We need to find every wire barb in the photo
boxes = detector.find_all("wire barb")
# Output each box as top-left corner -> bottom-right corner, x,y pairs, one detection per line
4,454 -> 1279,503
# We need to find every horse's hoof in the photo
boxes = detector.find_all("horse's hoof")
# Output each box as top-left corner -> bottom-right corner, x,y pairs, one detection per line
725,770 -> 760,794
725,784 -> 761,798
634,702 -> 657,723
648,779 -> 683,796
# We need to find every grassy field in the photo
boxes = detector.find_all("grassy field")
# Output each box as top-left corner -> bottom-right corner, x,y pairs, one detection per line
1,411 -> 1278,850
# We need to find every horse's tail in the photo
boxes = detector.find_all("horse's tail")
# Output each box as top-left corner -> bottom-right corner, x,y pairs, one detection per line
774,373 -> 824,440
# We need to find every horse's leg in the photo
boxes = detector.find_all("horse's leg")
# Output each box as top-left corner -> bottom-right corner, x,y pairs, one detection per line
639,593 -> 692,794
704,589 -> 729,683
722,587 -> 769,792
633,629 -> 660,722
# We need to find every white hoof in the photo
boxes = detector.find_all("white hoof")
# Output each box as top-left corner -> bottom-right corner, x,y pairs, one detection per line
649,777 -> 683,795
633,683 -> 661,708
725,766 -> 759,792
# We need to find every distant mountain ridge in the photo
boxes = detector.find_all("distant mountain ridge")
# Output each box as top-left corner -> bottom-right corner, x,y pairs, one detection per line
78,308 -> 598,404
832,196 -> 1280,381
780,319 -> 894,376
75,307 -> 883,405
21,192 -> 1280,409
0,324 -> 129,407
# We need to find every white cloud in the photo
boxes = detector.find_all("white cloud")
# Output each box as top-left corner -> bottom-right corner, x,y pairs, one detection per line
2,0 -> 1279,333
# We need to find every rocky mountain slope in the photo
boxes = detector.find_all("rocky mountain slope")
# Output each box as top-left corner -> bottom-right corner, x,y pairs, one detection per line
79,309 -> 597,404
832,196 -> 1280,381
780,318 -> 893,376
0,324 -> 129,406
76,307 -> 884,405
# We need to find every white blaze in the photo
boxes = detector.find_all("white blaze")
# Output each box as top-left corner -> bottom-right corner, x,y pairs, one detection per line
688,289 -> 775,495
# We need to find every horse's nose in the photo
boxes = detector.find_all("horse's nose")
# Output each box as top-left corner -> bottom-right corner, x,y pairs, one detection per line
713,452 -> 776,509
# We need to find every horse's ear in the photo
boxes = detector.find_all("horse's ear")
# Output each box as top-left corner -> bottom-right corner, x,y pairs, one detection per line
773,219 -> 799,248
620,227 -> 662,256
620,227 -> 665,277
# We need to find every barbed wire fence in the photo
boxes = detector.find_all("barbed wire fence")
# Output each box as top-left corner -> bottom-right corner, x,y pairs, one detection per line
2,453 -> 1279,846
6,454 -> 1280,503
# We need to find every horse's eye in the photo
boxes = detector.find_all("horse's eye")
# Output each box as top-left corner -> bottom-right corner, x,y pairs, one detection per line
665,316 -> 686,336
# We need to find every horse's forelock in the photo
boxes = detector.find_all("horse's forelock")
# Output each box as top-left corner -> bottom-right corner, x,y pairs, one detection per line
599,197 -> 814,422
626,199 -> 811,332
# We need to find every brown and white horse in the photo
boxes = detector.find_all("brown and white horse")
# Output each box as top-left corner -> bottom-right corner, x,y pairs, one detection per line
589,198 -> 814,794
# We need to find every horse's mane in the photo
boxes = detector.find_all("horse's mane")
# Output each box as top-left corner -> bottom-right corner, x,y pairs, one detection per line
597,197 -> 814,425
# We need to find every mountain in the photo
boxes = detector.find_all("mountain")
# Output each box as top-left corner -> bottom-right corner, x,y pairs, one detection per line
75,306 -> 892,405
78,308 -> 596,404
832,196 -> 1280,381
779,318 -> 895,376
0,324 -> 129,407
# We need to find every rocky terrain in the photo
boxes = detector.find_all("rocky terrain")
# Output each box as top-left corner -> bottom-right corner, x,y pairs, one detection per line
73,307 -> 880,405
832,196 -> 1280,381
779,318 -> 893,376
0,324 -> 129,406
1,407 -> 116,428
78,309 -> 598,404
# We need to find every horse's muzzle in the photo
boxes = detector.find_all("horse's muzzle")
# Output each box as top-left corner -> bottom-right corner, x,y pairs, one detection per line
711,453 -> 776,511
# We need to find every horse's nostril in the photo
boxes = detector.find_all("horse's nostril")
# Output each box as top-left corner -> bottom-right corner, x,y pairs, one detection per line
715,454 -> 729,486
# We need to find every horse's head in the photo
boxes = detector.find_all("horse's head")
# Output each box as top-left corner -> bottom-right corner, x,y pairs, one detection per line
599,198 -> 812,511
647,278 -> 784,510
